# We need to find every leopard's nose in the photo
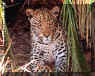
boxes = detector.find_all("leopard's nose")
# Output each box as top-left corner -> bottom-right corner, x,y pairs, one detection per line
44,33 -> 50,38
45,35 -> 49,38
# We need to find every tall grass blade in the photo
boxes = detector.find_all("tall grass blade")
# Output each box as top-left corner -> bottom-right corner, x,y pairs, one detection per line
61,0 -> 90,74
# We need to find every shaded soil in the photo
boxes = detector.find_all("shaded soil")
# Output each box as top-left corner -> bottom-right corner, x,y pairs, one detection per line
7,14 -> 31,66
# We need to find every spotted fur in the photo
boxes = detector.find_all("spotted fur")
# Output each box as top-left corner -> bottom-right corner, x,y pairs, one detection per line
26,6 -> 68,72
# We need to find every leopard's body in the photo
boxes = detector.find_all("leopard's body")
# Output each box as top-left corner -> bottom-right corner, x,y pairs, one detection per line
26,7 -> 68,72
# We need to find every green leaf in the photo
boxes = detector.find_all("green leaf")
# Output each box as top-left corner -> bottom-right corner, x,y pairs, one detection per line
61,0 -> 90,74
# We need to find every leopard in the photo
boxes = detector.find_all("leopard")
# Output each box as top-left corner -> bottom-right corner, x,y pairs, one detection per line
26,6 -> 68,72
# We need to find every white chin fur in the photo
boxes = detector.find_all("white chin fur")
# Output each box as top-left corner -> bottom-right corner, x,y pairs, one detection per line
43,37 -> 51,44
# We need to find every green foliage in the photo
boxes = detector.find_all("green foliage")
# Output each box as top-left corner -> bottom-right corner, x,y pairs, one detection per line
61,0 -> 90,73
0,1 -> 15,74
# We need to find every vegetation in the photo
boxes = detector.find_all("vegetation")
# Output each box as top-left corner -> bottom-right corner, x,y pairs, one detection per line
61,0 -> 92,72
0,0 -> 93,76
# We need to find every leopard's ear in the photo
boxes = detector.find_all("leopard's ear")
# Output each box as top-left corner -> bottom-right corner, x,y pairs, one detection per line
50,6 -> 60,18
25,8 -> 34,20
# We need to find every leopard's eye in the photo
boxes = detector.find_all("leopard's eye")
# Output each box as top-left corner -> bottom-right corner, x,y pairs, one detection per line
47,21 -> 52,25
48,22 -> 55,27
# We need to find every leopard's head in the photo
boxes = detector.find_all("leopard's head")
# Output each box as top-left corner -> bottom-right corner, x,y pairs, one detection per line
26,6 -> 60,44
